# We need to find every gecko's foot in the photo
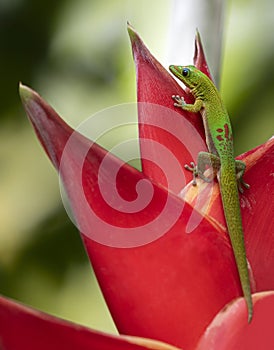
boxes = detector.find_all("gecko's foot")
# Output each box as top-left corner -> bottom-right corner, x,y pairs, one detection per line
184,162 -> 198,186
172,95 -> 186,108
238,178 -> 250,194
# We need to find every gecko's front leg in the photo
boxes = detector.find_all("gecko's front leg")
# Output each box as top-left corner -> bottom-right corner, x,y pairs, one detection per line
172,95 -> 204,113
172,95 -> 186,108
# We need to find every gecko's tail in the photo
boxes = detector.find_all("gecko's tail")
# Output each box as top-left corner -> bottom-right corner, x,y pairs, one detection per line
234,237 -> 253,323
246,282 -> 253,323
220,165 -> 253,323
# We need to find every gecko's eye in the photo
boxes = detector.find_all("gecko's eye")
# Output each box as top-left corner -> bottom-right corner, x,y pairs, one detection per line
182,68 -> 190,77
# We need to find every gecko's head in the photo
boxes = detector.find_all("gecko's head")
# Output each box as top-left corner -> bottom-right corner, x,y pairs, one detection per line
169,65 -> 200,90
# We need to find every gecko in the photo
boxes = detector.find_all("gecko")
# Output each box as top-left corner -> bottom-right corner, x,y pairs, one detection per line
169,64 -> 253,322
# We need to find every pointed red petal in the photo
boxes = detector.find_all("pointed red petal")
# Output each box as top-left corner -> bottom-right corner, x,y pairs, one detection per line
0,295 -> 179,350
193,31 -> 212,80
19,83 -> 72,169
20,85 -> 244,350
196,292 -> 274,350
128,24 -> 206,190
127,24 -> 204,132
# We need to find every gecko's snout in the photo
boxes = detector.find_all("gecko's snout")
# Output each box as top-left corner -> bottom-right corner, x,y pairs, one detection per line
169,65 -> 180,75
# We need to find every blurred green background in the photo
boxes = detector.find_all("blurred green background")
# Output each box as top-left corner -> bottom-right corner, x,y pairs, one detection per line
0,0 -> 273,334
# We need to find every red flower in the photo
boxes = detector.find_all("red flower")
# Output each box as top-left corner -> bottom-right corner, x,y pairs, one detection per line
0,25 -> 274,350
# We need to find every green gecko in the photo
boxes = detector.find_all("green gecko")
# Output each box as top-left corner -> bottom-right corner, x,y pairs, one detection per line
169,64 -> 253,323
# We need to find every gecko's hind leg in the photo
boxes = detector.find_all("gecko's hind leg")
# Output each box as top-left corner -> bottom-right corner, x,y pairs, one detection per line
235,160 -> 250,193
184,162 -> 198,186
185,152 -> 221,186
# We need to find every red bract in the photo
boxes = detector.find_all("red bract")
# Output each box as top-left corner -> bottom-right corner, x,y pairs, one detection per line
196,291 -> 274,350
0,295 -> 179,350
0,25 -> 273,350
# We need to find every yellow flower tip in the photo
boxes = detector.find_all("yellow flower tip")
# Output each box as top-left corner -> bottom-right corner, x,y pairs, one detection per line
19,82 -> 34,104
127,21 -> 138,44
